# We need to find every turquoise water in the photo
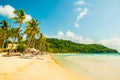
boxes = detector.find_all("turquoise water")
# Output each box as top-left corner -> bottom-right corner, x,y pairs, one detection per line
54,53 -> 120,80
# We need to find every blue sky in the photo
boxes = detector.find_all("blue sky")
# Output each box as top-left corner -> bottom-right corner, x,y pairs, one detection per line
0,0 -> 120,51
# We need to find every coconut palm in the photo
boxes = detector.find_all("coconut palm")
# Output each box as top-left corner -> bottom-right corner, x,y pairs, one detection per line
38,33 -> 46,51
8,9 -> 26,55
0,28 -> 4,51
0,20 -> 9,52
24,19 -> 41,48
10,28 -> 19,43
45,42 -> 50,51
38,33 -> 43,51
17,33 -> 24,44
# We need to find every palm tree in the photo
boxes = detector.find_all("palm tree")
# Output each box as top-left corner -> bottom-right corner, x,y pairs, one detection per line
24,19 -> 41,48
8,9 -> 26,55
0,20 -> 9,52
0,28 -> 4,51
38,33 -> 46,51
45,42 -> 50,52
10,28 -> 19,43
39,33 -> 43,51
17,33 -> 24,44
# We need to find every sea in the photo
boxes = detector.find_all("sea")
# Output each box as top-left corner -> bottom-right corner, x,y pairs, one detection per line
54,53 -> 120,80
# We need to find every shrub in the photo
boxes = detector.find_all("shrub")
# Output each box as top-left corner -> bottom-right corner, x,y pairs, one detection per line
17,44 -> 26,53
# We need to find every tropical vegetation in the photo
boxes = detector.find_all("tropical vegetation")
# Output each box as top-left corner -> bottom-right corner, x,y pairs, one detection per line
0,9 -> 118,55
0,9 -> 47,55
46,38 -> 118,53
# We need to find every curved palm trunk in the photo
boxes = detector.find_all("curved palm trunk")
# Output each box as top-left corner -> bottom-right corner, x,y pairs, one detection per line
29,35 -> 33,48
39,41 -> 42,51
33,35 -> 36,48
31,37 -> 34,48
25,36 -> 31,53
1,33 -> 6,52
33,39 -> 35,48
29,34 -> 35,48
27,37 -> 31,48
42,42 -> 45,51
7,23 -> 22,55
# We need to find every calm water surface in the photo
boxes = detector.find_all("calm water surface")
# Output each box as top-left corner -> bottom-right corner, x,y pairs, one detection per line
54,53 -> 120,80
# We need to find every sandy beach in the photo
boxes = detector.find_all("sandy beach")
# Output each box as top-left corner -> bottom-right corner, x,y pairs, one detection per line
0,53 -> 85,80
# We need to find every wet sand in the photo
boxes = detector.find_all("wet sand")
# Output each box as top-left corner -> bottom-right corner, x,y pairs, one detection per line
0,54 -> 85,80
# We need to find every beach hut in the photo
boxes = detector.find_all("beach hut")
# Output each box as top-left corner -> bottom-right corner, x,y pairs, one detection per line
6,44 -> 18,52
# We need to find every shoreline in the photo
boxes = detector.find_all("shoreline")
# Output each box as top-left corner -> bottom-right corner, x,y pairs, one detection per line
51,53 -> 96,80
0,53 -> 86,80
50,53 -> 66,68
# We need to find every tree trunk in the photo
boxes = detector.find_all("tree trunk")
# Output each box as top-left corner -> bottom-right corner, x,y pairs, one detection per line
39,42 -> 42,51
27,36 -> 31,48
1,34 -> 6,52
43,42 -> 45,51
29,35 -> 33,48
29,34 -> 35,48
31,37 -> 34,48
33,38 -> 35,48
7,23 -> 22,55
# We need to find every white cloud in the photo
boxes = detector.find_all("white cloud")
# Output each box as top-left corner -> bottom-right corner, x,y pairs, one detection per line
66,31 -> 75,38
0,5 -> 15,18
47,31 -> 120,52
58,31 -> 64,37
74,22 -> 79,28
63,31 -> 94,44
99,38 -> 120,52
74,0 -> 86,6
74,0 -> 90,28
48,30 -> 94,44
0,5 -> 32,21
77,8 -> 89,20
74,8 -> 89,28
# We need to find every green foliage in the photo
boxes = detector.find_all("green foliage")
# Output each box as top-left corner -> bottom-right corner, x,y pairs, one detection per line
17,44 -> 26,53
0,9 -> 118,54
24,18 -> 41,48
46,38 -> 118,53
4,41 -> 8,48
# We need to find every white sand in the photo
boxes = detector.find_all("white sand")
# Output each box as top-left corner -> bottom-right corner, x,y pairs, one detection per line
0,54 -> 85,80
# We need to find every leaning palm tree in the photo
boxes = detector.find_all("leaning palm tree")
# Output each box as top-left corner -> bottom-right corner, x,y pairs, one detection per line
38,33 -> 43,51
8,9 -> 26,55
38,33 -> 46,51
10,28 -> 19,43
45,42 -> 50,52
0,20 -> 9,52
0,28 -> 4,51
17,33 -> 24,44
24,19 -> 41,48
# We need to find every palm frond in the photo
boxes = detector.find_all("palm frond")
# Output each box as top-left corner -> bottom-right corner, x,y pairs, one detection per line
13,10 -> 20,16
14,21 -> 19,24
20,9 -> 26,16
10,17 -> 19,20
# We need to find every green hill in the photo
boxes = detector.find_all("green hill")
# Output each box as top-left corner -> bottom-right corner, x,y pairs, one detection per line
46,38 -> 118,53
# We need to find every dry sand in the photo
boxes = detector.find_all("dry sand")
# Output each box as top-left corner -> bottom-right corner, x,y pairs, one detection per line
0,54 -> 86,80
